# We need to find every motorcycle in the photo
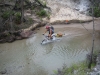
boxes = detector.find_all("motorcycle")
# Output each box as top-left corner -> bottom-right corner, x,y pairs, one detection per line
41,34 -> 60,45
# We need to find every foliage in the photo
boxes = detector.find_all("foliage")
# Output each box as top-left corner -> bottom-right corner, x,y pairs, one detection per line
47,14 -> 50,19
1,11 -> 11,20
93,6 -> 100,17
14,12 -> 21,24
31,6 -> 35,10
0,0 -> 49,31
53,61 -> 94,75
89,1 -> 100,17
38,0 -> 46,6
37,9 -> 47,17
43,1 -> 46,6
27,18 -> 33,25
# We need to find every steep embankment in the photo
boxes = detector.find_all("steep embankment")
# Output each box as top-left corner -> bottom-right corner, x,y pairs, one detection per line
45,0 -> 92,23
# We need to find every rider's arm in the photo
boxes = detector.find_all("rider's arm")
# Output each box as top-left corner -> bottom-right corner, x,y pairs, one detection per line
43,30 -> 47,34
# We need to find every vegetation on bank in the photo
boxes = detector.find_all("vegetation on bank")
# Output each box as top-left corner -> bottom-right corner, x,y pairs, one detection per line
93,6 -> 100,17
0,0 -> 100,32
0,0 -> 50,32
53,49 -> 100,75
89,0 -> 100,17
0,0 -> 50,43
53,61 -> 96,75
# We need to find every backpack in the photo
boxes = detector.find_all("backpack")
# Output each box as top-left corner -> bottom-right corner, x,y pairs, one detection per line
50,26 -> 54,33
50,26 -> 54,30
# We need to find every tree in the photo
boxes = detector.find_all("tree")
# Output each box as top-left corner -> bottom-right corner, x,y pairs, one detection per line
0,0 -> 50,32
21,0 -> 24,23
88,0 -> 95,69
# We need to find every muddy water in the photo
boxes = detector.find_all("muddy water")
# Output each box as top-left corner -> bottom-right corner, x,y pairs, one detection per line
0,26 -> 100,75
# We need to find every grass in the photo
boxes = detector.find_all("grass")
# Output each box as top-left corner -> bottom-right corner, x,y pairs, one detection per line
53,61 -> 96,75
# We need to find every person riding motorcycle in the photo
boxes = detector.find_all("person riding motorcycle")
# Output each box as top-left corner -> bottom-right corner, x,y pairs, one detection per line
43,25 -> 54,39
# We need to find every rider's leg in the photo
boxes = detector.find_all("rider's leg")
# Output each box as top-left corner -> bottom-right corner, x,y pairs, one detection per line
48,34 -> 52,39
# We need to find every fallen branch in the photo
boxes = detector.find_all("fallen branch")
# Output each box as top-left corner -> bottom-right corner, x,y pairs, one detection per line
0,3 -> 14,6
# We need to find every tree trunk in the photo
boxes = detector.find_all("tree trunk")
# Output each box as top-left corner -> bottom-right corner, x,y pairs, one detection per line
10,15 -> 14,32
88,0 -> 95,69
21,0 -> 24,23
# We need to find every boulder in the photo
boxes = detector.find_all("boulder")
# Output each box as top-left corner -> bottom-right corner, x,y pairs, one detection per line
20,30 -> 33,38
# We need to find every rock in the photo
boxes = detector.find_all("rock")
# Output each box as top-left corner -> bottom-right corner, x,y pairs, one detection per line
0,39 -> 6,43
93,68 -> 98,72
40,21 -> 47,27
20,30 -> 33,38
33,32 -> 37,34
0,31 -> 8,38
15,36 -> 22,40
37,28 -> 40,30
13,31 -> 21,36
0,69 -> 7,74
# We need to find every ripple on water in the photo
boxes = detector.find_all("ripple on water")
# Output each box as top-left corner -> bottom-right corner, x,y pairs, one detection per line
0,31 -> 100,75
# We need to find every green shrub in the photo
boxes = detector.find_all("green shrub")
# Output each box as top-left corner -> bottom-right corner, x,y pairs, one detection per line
15,12 -> 21,19
1,11 -> 11,20
89,2 -> 100,18
28,18 -> 33,24
31,6 -> 35,10
37,9 -> 47,17
38,0 -> 46,6
94,6 -> 100,17
53,62 -> 89,75
47,14 -> 50,19
15,12 -> 21,24
43,1 -> 46,6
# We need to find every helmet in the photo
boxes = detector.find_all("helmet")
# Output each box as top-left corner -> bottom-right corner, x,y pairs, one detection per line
45,26 -> 50,29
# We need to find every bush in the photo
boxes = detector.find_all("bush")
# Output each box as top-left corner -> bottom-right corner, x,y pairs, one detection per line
94,6 -> 100,17
43,1 -> 46,6
38,0 -> 46,6
1,11 -> 11,20
31,6 -> 35,10
53,61 -> 90,75
37,9 -> 47,17
15,12 -> 21,24
27,18 -> 33,24
89,1 -> 100,17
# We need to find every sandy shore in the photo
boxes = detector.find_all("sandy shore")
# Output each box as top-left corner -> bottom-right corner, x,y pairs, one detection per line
52,19 -> 100,31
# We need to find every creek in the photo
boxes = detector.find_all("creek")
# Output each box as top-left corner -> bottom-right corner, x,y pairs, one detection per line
0,24 -> 100,75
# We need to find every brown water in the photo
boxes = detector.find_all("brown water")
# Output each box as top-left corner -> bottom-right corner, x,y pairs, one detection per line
0,25 -> 100,75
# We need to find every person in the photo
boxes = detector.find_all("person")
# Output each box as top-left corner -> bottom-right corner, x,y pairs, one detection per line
43,25 -> 54,39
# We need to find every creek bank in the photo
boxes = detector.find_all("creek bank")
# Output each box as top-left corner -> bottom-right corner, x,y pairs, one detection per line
0,16 -> 100,44
89,53 -> 100,75
1,11 -> 96,44
45,0 -> 92,23
0,17 -> 99,44
0,22 -> 46,43
50,19 -> 93,25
